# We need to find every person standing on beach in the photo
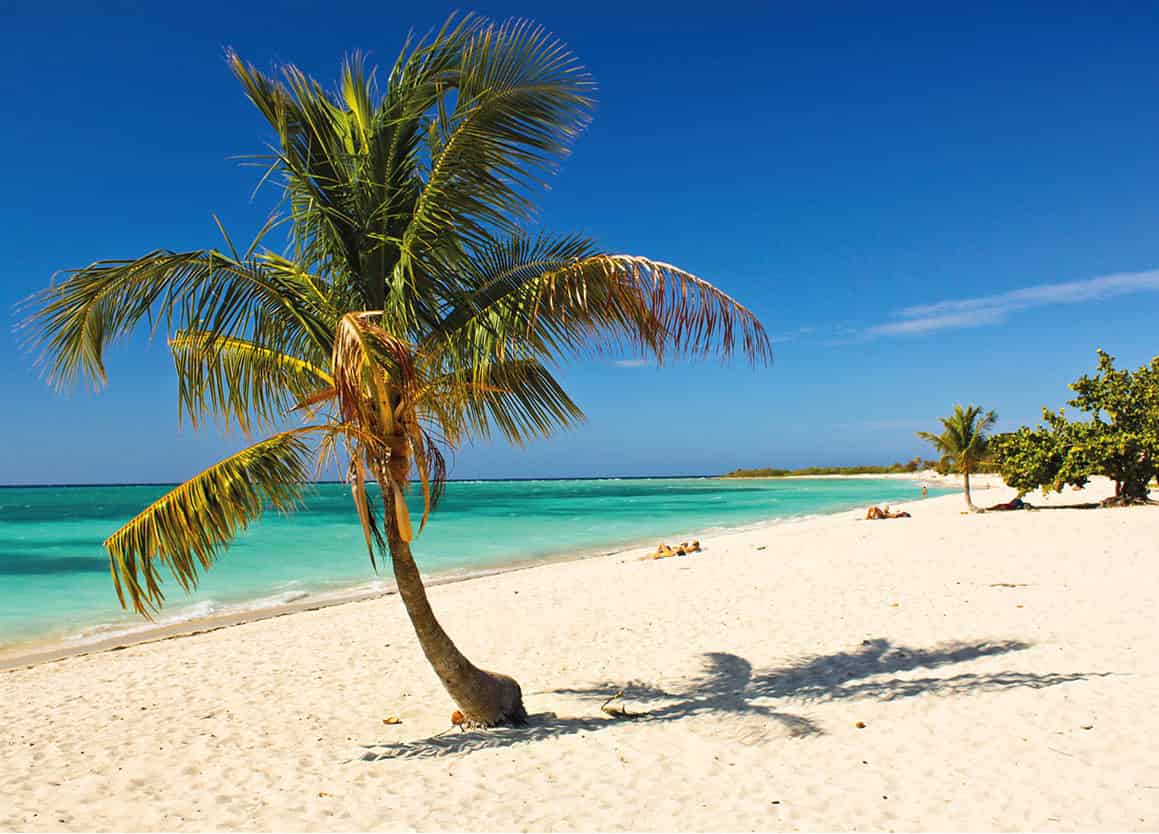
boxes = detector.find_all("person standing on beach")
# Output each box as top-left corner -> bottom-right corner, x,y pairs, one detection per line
921,484 -> 928,498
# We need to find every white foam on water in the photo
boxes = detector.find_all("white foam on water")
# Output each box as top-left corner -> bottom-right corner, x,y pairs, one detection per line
242,590 -> 311,610
169,600 -> 220,621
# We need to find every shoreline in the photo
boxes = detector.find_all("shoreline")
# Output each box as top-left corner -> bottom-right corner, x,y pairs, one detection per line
0,475 -> 955,672
0,548 -> 634,672
5,474 -> 1155,831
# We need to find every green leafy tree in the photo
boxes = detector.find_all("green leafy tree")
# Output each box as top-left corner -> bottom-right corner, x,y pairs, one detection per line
990,415 -> 1084,498
1065,350 -> 1159,503
916,404 -> 997,510
24,16 -> 770,726
992,350 -> 1158,505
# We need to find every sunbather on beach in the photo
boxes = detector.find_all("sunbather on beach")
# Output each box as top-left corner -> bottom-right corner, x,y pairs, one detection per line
866,505 -> 911,520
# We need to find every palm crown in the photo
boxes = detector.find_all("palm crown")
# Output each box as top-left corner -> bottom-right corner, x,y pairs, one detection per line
917,404 -> 997,511
26,15 -> 771,618
917,404 -> 997,472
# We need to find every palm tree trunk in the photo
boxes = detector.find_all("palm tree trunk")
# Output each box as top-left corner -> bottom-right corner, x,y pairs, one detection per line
382,485 -> 528,727
963,467 -> 975,511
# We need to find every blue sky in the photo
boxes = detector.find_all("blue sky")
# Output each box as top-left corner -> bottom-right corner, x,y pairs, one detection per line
4,1 -> 1159,484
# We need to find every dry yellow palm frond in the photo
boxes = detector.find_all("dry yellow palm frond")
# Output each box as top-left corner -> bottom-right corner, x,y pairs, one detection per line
331,313 -> 415,434
427,236 -> 771,376
348,455 -> 385,567
537,255 -> 772,365
292,386 -> 339,413
330,312 -> 438,542
104,429 -> 316,615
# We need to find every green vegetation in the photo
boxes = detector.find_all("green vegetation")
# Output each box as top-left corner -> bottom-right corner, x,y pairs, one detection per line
24,16 -> 769,726
917,404 -> 998,511
991,350 -> 1159,506
722,458 -> 938,478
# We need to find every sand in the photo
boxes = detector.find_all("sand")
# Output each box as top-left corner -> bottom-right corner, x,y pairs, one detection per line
2,476 -> 1157,831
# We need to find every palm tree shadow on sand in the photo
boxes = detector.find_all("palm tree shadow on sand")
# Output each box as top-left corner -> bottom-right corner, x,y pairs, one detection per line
357,637 -> 1103,760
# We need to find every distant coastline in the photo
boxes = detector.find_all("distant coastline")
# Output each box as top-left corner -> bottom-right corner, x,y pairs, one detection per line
721,461 -> 938,478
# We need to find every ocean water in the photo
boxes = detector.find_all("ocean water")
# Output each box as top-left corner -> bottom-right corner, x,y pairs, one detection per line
0,477 -> 942,651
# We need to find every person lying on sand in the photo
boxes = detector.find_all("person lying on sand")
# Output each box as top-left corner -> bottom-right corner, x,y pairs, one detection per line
643,540 -> 702,560
865,505 -> 911,520
986,496 -> 1027,511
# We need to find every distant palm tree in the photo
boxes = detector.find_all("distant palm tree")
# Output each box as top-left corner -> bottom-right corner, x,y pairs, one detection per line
917,405 -> 997,511
24,15 -> 770,726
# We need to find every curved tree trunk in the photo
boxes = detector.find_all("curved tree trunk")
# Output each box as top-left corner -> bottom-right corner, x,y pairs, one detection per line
382,485 -> 528,727
963,467 -> 976,511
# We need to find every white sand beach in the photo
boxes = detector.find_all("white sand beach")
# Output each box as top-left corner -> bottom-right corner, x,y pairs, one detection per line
2,477 -> 1157,832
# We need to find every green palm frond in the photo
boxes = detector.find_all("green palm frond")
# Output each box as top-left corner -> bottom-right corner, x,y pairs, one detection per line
916,405 -> 998,472
429,232 -> 599,341
226,16 -> 476,314
105,429 -> 316,616
914,430 -> 942,448
170,331 -> 333,431
402,18 -> 595,254
419,357 -> 585,446
23,248 -> 331,389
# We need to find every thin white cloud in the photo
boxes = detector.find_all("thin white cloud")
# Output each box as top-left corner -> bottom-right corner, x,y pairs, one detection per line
865,268 -> 1159,337
770,325 -> 816,344
612,358 -> 654,368
868,309 -> 1007,336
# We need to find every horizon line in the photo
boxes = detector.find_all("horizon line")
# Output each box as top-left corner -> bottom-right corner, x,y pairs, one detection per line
0,475 -> 720,489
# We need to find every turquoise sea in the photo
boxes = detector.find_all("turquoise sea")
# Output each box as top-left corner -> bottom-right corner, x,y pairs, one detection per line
0,477 -> 942,651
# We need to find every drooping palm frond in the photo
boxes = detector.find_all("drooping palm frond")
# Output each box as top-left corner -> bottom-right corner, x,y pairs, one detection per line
348,455 -> 386,568
328,312 -> 439,544
543,254 -> 771,364
105,429 -> 316,615
409,424 -> 449,534
430,237 -> 772,367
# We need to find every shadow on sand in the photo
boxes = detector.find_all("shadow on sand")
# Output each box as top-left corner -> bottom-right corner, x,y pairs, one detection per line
357,637 -> 1101,761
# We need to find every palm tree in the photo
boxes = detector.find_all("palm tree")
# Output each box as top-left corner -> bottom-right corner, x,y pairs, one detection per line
917,405 -> 998,511
24,15 -> 770,727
